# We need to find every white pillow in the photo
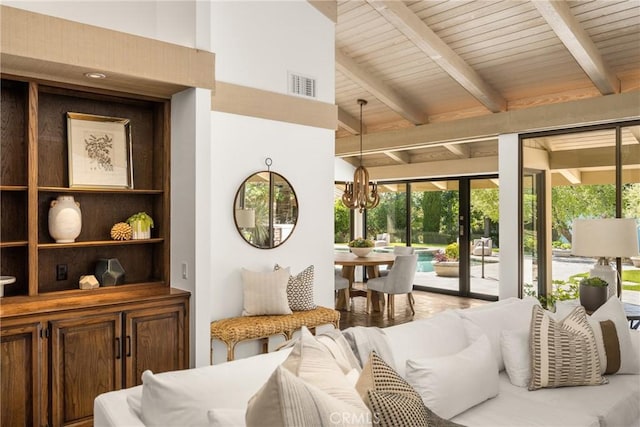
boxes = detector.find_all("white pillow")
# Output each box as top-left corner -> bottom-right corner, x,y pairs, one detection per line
500,328 -> 530,387
207,408 -> 245,427
241,267 -> 292,316
458,296 -> 540,371
383,310 -> 469,378
405,334 -> 499,419
556,297 -> 640,374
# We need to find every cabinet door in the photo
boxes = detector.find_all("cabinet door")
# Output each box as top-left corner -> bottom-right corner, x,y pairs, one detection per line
50,313 -> 122,427
1,322 -> 42,427
124,303 -> 186,387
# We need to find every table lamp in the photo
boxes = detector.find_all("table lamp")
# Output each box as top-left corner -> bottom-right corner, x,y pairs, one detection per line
572,218 -> 639,298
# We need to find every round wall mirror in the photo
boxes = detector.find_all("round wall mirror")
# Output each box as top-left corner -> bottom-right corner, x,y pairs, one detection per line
234,171 -> 298,249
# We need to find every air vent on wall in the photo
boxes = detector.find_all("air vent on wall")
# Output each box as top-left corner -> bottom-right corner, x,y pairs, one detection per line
288,72 -> 316,98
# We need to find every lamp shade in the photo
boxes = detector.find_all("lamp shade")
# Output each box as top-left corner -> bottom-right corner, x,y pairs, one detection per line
572,218 -> 639,258
235,208 -> 255,229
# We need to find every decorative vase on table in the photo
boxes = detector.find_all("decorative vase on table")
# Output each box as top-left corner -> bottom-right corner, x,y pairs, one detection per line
48,195 -> 82,243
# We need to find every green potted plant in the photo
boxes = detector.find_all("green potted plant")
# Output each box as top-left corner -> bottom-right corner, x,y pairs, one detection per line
579,276 -> 608,312
348,237 -> 374,257
127,212 -> 154,240
433,242 -> 459,277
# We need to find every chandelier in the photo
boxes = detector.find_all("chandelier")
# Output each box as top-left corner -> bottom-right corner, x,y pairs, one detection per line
342,99 -> 379,213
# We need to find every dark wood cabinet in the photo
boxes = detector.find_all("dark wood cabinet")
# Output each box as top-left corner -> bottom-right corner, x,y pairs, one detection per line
50,313 -> 122,427
1,76 -> 188,426
1,288 -> 189,427
0,322 -> 42,427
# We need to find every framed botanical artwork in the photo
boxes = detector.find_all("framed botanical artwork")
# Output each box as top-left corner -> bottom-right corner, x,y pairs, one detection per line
67,112 -> 133,189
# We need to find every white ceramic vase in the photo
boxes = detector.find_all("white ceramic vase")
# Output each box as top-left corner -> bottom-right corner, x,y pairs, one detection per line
48,195 -> 82,243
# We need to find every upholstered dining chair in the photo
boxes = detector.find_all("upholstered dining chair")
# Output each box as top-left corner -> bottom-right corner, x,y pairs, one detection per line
366,254 -> 418,319
379,246 -> 415,277
335,268 -> 351,311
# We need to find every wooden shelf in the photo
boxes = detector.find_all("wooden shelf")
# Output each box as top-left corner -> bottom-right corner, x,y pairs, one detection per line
38,186 -> 163,195
0,185 -> 28,191
0,241 -> 28,248
38,238 -> 163,249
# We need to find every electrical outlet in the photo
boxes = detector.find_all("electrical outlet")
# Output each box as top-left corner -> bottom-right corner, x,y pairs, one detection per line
56,264 -> 68,281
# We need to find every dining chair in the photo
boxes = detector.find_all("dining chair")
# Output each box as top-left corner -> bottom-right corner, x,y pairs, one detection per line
335,268 -> 351,311
379,246 -> 415,277
365,254 -> 418,319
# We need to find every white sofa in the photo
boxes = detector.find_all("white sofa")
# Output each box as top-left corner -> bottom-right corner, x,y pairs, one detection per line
95,297 -> 640,427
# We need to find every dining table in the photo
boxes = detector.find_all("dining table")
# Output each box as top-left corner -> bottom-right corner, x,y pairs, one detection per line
334,252 -> 396,311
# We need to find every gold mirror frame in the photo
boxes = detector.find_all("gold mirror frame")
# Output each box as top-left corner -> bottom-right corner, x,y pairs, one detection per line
233,171 -> 298,249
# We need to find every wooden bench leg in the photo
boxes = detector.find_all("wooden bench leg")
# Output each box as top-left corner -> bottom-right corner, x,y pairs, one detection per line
228,343 -> 236,362
261,338 -> 269,354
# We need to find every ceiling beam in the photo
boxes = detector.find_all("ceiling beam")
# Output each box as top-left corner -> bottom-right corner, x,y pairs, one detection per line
443,143 -> 470,158
335,91 -> 639,156
533,0 -> 619,95
336,49 -> 425,125
383,150 -> 411,164
551,145 -> 640,169
431,181 -> 448,190
628,126 -> 640,144
558,169 -> 582,184
367,0 -> 506,113
368,156 -> 499,181
337,107 -> 363,135
307,0 -> 337,23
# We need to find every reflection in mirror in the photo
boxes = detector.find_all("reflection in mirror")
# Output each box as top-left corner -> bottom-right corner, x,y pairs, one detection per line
234,171 -> 298,249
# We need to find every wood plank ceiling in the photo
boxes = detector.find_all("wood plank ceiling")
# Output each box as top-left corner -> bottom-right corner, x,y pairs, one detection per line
334,0 -> 640,181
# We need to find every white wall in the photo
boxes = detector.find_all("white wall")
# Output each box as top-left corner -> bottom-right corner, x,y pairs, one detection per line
208,1 -> 335,365
4,1 -> 196,46
498,133 -> 520,299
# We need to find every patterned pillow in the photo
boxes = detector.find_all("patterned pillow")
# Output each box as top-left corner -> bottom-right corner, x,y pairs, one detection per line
275,264 -> 316,311
528,305 -> 608,390
355,352 -> 463,427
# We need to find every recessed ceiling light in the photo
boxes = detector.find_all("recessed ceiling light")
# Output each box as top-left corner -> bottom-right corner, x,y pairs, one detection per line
84,72 -> 107,79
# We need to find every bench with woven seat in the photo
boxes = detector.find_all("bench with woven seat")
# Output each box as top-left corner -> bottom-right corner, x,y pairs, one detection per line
209,306 -> 340,363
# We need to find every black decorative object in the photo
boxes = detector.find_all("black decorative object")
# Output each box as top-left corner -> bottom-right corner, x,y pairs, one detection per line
95,258 -> 125,286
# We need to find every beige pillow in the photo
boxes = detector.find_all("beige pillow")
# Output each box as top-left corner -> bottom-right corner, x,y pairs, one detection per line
281,327 -> 370,417
529,305 -> 608,390
246,366 -> 368,427
241,267 -> 292,316
356,352 -> 463,427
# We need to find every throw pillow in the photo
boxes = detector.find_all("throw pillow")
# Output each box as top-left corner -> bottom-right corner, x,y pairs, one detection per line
207,408 -> 245,427
556,297 -> 640,374
500,328 -> 530,387
528,305 -> 608,390
405,334 -> 499,420
275,264 -> 316,311
241,267 -> 292,316
246,366 -> 371,427
356,352 -> 463,427
458,296 -> 540,371
316,329 -> 362,375
281,327 -> 371,417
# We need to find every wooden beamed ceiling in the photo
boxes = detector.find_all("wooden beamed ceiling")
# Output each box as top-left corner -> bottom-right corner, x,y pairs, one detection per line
334,0 -> 640,180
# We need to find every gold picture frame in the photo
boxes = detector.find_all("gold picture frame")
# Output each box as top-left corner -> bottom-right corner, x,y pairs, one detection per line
67,112 -> 133,189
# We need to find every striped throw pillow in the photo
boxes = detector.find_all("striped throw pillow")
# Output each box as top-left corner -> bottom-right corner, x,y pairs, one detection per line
528,305 -> 608,390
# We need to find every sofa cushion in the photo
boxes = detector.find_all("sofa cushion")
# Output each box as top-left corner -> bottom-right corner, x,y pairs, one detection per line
140,348 -> 292,427
355,351 -> 462,427
450,373 -> 601,427
246,366 -> 371,427
207,408 -> 245,427
556,297 -> 640,374
241,267 -> 292,316
458,296 -> 540,371
529,305 -> 607,390
500,328 -> 530,388
281,327 -> 370,415
406,334 -> 499,420
383,310 -> 468,378
275,264 -> 317,311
